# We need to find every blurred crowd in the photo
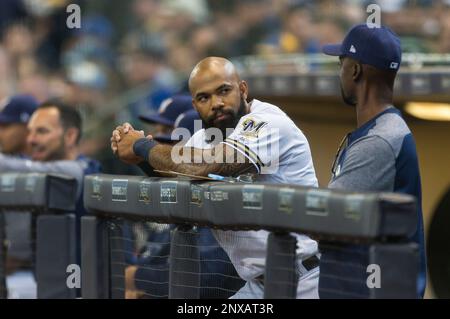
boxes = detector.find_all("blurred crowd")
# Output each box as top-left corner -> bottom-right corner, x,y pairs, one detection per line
1,0 -> 450,172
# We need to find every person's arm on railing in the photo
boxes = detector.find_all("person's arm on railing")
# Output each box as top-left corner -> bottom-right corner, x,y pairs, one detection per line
0,153 -> 85,195
111,125 -> 257,177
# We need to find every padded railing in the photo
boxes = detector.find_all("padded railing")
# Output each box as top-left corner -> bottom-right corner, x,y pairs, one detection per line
0,173 -> 78,299
82,174 -> 419,299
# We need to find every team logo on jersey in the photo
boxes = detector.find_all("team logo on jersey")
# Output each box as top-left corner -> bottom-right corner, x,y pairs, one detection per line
241,118 -> 267,137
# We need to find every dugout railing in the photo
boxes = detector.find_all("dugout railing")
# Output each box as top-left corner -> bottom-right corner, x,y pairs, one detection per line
82,174 -> 420,299
0,173 -> 78,299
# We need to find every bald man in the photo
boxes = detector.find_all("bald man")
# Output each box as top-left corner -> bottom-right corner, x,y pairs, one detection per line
111,57 -> 319,298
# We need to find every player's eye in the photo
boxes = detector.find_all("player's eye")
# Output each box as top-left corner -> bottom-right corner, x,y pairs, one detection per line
37,128 -> 49,134
220,87 -> 230,95
198,96 -> 208,103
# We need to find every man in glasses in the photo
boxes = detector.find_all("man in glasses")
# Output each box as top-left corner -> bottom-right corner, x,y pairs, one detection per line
322,24 -> 426,298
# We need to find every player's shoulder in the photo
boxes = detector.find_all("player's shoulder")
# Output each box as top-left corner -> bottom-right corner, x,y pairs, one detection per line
369,108 -> 411,137
248,99 -> 287,117
366,108 -> 413,155
240,99 -> 294,129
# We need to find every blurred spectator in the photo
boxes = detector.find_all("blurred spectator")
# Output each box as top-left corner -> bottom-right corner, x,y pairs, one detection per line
0,47 -> 14,99
259,5 -> 320,55
63,60 -> 111,157
21,0 -> 80,70
164,0 -> 209,24
62,14 -> 116,68
17,68 -> 55,102
2,23 -> 35,62
118,32 -> 180,126
66,61 -> 108,96
228,0 -> 280,56
0,0 -> 28,38
376,0 -> 408,12
129,0 -> 161,33
439,6 -> 450,53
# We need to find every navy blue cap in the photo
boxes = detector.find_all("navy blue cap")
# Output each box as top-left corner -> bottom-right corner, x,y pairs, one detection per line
322,24 -> 402,71
139,95 -> 193,126
154,109 -> 202,143
0,95 -> 38,124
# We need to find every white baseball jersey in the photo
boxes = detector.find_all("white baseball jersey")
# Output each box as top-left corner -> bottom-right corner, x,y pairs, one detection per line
185,99 -> 319,281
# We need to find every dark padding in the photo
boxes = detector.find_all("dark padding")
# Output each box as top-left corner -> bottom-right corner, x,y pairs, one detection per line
157,179 -> 192,225
264,233 -> 299,299
319,242 -> 419,299
0,214 -> 6,298
81,216 -> 110,299
83,174 -> 417,240
169,226 -> 200,299
109,219 -> 125,299
188,182 -> 215,226
84,174 -> 170,222
369,243 -> 419,298
35,214 -> 77,299
0,173 -> 77,212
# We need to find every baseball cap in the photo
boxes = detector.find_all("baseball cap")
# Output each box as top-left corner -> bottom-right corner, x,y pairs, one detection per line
139,95 -> 193,126
154,109 -> 201,143
322,24 -> 402,71
0,94 -> 38,125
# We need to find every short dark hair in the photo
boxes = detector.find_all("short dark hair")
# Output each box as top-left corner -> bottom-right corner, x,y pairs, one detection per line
38,99 -> 82,144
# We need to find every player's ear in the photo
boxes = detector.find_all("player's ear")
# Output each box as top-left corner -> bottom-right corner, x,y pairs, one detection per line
239,80 -> 249,100
352,62 -> 362,82
64,127 -> 79,147
191,98 -> 199,111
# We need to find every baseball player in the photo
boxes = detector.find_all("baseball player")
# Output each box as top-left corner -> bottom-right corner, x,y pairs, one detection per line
111,57 -> 320,298
322,24 -> 426,298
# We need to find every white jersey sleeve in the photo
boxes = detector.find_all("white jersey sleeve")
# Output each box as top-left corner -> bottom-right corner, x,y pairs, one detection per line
222,113 -> 280,174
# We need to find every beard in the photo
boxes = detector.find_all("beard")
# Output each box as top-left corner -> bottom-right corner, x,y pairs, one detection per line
32,136 -> 66,161
340,85 -> 357,107
47,144 -> 66,161
48,136 -> 67,161
202,96 -> 247,141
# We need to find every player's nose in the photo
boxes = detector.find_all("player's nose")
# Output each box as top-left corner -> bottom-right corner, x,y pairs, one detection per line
211,95 -> 225,112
